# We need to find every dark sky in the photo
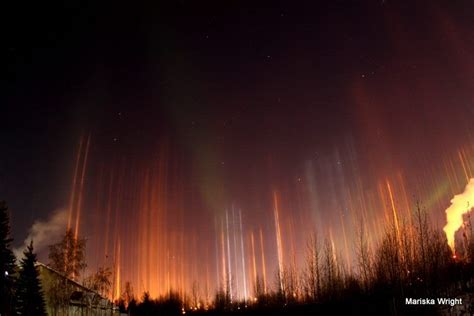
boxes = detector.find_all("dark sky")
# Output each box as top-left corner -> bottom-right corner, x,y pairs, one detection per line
3,0 -> 474,296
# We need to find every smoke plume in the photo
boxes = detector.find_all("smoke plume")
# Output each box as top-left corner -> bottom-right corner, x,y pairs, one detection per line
14,209 -> 68,259
443,178 -> 474,252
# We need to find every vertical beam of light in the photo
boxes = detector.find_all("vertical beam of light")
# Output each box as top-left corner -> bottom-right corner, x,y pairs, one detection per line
166,249 -> 170,295
67,136 -> 84,230
112,167 -> 123,299
273,191 -> 284,292
73,134 -> 91,280
78,127 -> 474,302
367,191 -> 383,252
225,210 -> 233,301
378,183 -> 391,229
231,207 -> 239,300
104,171 -> 114,263
138,169 -> 149,295
206,255 -> 211,307
220,219 -> 227,294
386,180 -> 402,250
66,136 -> 84,274
287,216 -> 297,271
114,239 -> 121,301
329,228 -> 337,265
93,165 -> 104,265
250,231 -> 257,298
448,157 -> 461,189
214,218 -> 220,293
259,227 -> 267,294
444,158 -> 458,197
398,173 -> 415,257
74,133 -> 91,241
461,148 -> 472,176
458,150 -> 471,183
238,208 -> 248,301
180,228 -> 185,301
339,211 -> 352,272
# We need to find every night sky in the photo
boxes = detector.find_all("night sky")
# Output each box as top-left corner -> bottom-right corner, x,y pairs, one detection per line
3,0 -> 474,298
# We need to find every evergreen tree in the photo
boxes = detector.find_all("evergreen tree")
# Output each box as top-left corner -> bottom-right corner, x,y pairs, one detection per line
16,241 -> 47,316
0,200 -> 16,316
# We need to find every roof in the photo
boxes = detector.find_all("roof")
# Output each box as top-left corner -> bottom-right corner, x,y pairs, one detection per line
35,262 -> 108,301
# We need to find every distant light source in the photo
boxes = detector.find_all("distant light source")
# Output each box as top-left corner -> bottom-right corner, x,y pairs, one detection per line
4,271 -> 8,277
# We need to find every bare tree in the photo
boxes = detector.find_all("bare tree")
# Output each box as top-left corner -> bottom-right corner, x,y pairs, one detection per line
414,201 -> 429,279
84,266 -> 112,297
304,232 -> 321,301
120,281 -> 135,311
322,238 -> 337,299
48,229 -> 87,281
355,221 -> 372,292
46,229 -> 87,315
191,280 -> 200,308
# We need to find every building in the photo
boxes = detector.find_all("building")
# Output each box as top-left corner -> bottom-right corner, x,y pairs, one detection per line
37,262 -> 120,316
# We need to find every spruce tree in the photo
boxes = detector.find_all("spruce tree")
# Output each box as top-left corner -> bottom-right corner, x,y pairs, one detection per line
0,200 -> 16,316
16,241 -> 47,316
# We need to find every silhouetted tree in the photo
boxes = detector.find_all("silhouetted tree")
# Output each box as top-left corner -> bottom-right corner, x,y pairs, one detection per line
191,280 -> 200,308
16,241 -> 47,316
355,222 -> 372,292
282,265 -> 299,303
303,232 -> 321,302
46,229 -> 87,315
214,287 -> 231,310
414,201 -> 429,282
322,238 -> 337,299
84,266 -> 112,297
48,228 -> 87,280
120,280 -> 135,312
253,275 -> 265,301
0,200 -> 16,316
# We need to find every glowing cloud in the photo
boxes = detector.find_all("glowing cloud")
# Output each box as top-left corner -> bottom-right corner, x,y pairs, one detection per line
443,178 -> 474,252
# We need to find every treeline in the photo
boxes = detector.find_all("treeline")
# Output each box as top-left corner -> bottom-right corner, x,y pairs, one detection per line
2,198 -> 474,315
0,201 -> 47,316
118,203 -> 474,315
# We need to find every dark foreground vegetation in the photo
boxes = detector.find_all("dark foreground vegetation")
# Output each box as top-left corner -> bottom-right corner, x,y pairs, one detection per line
2,199 -> 474,315
119,203 -> 474,315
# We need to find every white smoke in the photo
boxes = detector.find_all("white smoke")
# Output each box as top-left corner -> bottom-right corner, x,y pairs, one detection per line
443,178 -> 474,252
14,209 -> 68,259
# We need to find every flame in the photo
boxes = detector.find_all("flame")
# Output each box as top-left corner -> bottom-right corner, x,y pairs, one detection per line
443,178 -> 474,251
